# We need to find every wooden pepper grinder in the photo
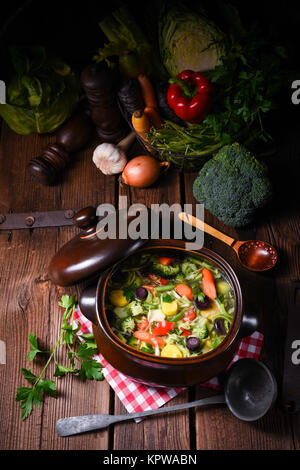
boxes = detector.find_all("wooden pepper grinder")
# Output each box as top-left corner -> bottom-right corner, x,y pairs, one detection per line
27,112 -> 92,186
81,63 -> 127,143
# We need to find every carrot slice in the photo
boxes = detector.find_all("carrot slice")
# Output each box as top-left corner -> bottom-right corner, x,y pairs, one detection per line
133,330 -> 165,347
202,268 -> 217,300
175,283 -> 194,300
158,257 -> 175,266
137,318 -> 149,330
143,284 -> 155,293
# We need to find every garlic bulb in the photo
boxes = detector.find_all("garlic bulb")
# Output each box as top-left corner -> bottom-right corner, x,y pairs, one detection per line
92,132 -> 136,175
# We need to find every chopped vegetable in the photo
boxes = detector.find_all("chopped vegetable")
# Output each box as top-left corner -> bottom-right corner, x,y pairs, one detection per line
155,284 -> 175,292
158,257 -> 175,266
193,321 -> 209,340
133,330 -> 165,348
168,310 -> 185,322
181,328 -> 192,337
137,318 -> 149,330
216,280 -> 231,296
152,259 -> 180,278
161,344 -> 183,358
128,301 -> 144,316
109,290 -> 129,307
161,300 -> 178,316
202,269 -> 217,300
175,283 -> 194,301
120,317 -> 135,335
182,309 -> 196,322
150,321 -> 174,336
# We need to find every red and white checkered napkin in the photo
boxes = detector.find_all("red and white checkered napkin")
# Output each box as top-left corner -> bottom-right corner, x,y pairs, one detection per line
73,307 -> 263,415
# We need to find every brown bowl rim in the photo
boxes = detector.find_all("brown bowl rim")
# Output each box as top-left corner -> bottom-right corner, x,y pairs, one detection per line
96,241 -> 243,365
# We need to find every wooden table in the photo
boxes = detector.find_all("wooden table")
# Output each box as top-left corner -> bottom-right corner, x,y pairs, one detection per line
0,118 -> 299,451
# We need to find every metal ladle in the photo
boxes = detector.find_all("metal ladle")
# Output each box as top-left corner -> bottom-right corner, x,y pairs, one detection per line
178,212 -> 278,272
56,359 -> 277,437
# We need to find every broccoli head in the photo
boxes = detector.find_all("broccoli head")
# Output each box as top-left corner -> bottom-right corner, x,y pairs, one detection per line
193,323 -> 209,339
193,143 -> 272,227
152,260 -> 180,278
120,317 -> 135,335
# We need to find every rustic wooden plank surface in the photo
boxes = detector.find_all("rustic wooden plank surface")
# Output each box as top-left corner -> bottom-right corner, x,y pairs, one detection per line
0,125 -> 111,450
0,119 -> 299,450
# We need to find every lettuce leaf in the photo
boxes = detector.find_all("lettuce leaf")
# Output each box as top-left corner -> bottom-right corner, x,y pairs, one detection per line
0,46 -> 80,135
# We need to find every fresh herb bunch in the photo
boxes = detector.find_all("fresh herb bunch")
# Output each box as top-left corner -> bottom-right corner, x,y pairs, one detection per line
205,28 -> 286,146
16,295 -> 104,420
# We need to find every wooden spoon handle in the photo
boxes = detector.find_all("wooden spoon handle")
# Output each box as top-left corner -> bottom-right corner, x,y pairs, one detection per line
178,212 -> 236,247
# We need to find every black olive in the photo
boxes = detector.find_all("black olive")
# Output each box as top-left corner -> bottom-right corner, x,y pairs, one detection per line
214,318 -> 226,335
194,296 -> 211,310
135,286 -> 148,300
186,336 -> 201,351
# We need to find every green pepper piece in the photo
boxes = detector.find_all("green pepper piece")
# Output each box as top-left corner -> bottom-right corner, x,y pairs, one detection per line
168,310 -> 185,322
155,284 -> 175,292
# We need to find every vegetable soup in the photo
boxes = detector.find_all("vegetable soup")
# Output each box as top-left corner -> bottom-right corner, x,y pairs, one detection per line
105,251 -> 234,358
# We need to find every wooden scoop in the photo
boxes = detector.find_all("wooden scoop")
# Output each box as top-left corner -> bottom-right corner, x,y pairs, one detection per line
179,212 -> 278,272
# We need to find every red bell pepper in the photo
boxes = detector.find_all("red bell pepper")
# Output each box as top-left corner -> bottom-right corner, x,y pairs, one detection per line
167,70 -> 213,124
150,321 -> 174,336
180,328 -> 192,337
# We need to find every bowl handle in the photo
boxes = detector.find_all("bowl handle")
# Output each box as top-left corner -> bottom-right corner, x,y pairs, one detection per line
79,284 -> 98,324
238,311 -> 259,339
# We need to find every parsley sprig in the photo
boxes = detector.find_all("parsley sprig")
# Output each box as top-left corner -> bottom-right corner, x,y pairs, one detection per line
16,295 -> 104,420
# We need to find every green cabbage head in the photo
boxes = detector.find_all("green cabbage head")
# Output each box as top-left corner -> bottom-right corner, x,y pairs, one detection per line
159,2 -> 223,76
0,46 -> 81,135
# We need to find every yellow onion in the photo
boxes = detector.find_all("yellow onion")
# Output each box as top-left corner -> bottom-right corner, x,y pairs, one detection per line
121,155 -> 170,188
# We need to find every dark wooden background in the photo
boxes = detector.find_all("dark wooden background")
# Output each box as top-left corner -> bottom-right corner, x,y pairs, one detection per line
0,113 -> 299,449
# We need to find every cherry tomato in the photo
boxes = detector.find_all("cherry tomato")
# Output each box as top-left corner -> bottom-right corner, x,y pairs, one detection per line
182,309 -> 196,322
